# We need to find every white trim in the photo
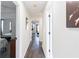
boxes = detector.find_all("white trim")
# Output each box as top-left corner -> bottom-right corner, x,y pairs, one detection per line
13,1 -> 21,58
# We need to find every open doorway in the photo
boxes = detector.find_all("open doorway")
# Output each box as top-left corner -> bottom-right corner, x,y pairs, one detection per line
32,21 -> 40,47
32,21 -> 39,41
0,1 -> 16,58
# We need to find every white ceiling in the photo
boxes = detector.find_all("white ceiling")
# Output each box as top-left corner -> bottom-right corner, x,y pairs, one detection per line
23,1 -> 47,17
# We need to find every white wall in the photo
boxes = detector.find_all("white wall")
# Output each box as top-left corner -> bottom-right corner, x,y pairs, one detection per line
39,16 -> 43,42
15,2 -> 32,58
42,11 -> 47,57
53,1 -> 79,58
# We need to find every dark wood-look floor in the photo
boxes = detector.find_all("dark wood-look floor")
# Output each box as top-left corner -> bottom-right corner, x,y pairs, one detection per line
24,33 -> 45,58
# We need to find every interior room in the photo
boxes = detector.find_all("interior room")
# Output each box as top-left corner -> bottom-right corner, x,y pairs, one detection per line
0,1 -> 16,58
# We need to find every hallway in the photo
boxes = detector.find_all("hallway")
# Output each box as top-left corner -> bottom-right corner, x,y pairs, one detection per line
25,33 -> 45,58
0,1 -> 53,58
1,1 -> 79,58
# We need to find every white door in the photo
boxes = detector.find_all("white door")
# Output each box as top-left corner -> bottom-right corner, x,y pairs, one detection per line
46,10 -> 53,58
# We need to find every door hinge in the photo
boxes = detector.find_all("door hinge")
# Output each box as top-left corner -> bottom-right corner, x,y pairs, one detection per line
49,49 -> 50,52
49,32 -> 50,35
48,14 -> 51,18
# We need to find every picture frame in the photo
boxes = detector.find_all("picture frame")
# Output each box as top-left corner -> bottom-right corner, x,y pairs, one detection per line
66,1 -> 79,28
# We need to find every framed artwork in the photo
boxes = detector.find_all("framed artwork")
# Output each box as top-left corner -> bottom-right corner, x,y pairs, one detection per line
66,1 -> 79,28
